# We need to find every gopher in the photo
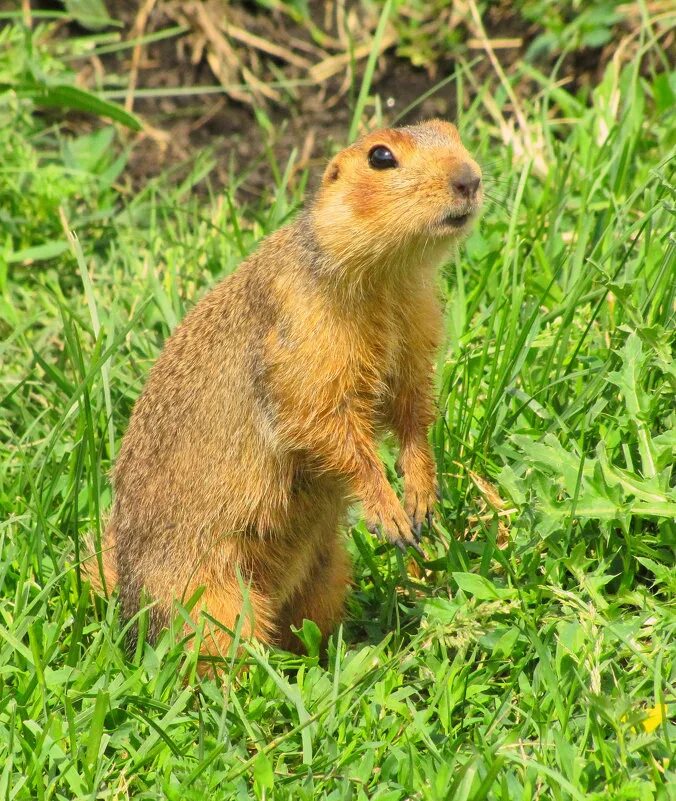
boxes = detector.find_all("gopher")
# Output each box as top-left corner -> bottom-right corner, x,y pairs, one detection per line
89,119 -> 483,660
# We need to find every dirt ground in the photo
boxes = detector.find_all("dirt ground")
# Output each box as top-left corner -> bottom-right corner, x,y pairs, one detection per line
84,0 -> 469,197
12,0 -> 649,198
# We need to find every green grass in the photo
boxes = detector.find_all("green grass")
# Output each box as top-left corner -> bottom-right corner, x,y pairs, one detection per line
1,7 -> 675,800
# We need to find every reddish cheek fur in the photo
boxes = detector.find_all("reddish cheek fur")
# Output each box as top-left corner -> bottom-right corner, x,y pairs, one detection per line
346,173 -> 385,219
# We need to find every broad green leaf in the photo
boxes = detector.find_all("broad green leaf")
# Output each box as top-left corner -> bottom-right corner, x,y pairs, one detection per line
8,82 -> 142,130
253,752 -> 274,796
63,0 -> 114,30
452,572 -> 515,600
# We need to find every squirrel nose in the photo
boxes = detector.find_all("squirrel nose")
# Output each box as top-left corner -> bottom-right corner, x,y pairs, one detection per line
451,164 -> 481,200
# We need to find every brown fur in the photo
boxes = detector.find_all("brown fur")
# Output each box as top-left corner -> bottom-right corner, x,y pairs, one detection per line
86,119 -> 482,663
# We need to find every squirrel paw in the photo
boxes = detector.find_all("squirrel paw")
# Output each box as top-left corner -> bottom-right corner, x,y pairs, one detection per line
397,447 -> 437,538
365,496 -> 426,559
403,485 -> 437,538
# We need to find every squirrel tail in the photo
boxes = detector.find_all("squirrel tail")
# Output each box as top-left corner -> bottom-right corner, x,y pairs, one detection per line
80,526 -> 118,596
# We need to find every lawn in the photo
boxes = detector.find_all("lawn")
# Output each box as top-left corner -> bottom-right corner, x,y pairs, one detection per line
0,2 -> 674,799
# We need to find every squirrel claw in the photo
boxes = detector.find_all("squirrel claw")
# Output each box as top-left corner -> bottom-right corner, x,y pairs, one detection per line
366,522 -> 382,540
413,521 -> 423,541
411,540 -> 427,560
393,536 -> 427,560
426,510 -> 433,530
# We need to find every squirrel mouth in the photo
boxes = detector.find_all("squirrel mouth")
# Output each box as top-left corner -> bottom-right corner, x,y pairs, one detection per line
441,211 -> 472,228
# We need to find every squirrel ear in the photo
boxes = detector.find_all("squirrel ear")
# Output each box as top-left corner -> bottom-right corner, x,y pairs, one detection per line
322,159 -> 340,184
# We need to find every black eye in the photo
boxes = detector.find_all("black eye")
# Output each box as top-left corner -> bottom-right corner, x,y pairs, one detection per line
368,145 -> 398,170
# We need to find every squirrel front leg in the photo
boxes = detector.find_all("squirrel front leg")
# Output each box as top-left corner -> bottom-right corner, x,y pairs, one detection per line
291,400 -> 423,554
390,373 -> 439,534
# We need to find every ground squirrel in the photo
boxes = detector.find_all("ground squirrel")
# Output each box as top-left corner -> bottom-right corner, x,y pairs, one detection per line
88,119 -> 483,660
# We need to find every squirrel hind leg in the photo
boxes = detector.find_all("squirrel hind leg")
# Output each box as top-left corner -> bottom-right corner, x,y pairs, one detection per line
277,537 -> 351,654
116,572 -> 277,675
192,577 -> 278,675
114,555 -> 277,674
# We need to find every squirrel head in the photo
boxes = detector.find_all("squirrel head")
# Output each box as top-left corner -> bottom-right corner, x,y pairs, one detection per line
310,119 -> 483,274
